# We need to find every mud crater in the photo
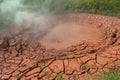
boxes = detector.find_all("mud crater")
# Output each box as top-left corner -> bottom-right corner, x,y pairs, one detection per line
40,22 -> 102,49
0,14 -> 120,80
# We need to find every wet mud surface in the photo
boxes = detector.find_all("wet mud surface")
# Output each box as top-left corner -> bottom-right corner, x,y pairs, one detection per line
0,14 -> 120,80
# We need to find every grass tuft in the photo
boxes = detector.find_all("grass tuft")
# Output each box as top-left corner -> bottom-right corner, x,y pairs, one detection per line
98,68 -> 120,80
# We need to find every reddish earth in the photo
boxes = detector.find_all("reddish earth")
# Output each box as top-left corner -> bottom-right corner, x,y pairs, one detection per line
40,22 -> 102,49
0,13 -> 120,80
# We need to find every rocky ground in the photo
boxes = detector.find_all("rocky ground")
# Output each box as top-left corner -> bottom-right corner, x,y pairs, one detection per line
0,13 -> 120,80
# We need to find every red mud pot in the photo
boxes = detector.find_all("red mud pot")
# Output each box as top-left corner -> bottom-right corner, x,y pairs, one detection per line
0,13 -> 120,80
40,22 -> 102,49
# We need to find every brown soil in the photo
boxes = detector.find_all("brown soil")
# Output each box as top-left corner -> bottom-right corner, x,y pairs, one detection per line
0,13 -> 120,80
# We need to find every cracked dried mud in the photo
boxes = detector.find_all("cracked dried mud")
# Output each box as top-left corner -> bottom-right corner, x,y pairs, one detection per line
0,14 -> 120,80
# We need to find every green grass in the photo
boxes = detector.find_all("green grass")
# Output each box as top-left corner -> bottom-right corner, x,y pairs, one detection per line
21,0 -> 120,17
55,68 -> 120,80
98,68 -> 120,80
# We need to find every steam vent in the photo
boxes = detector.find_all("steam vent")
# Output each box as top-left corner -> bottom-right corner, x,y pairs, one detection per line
0,14 -> 120,80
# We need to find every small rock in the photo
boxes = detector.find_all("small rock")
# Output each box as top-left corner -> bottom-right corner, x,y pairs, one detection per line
9,39 -> 16,46
10,77 -> 18,80
1,74 -> 11,79
31,77 -> 38,80
19,67 -> 28,72
0,39 -> 4,45
20,76 -> 26,80
26,67 -> 41,76
12,71 -> 20,76
26,73 -> 39,80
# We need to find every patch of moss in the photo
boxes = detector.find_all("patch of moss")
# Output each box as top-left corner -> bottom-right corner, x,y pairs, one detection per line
55,73 -> 64,80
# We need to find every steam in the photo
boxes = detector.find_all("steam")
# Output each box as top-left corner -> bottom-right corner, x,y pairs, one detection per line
0,0 -> 35,26
0,0 -> 20,12
0,0 -> 88,50
0,0 -> 69,49
0,0 -> 68,26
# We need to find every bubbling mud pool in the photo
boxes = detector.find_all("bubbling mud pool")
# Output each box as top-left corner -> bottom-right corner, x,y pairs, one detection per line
0,14 -> 120,80
40,22 -> 102,49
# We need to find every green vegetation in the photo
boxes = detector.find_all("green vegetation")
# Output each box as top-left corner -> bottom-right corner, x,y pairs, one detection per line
55,73 -> 64,80
98,68 -> 120,80
22,0 -> 120,17
54,68 -> 120,80
39,58 -> 50,64
0,0 -> 120,29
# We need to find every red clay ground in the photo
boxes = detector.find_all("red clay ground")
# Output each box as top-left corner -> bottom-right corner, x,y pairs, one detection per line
0,13 -> 120,80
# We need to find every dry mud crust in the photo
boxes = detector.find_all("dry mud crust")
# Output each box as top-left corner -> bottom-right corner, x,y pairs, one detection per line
0,13 -> 120,80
